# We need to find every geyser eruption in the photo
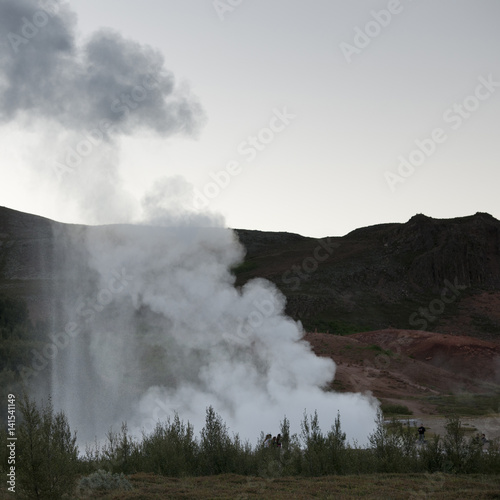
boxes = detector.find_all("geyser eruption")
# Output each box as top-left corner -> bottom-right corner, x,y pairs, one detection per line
1,0 -> 379,444
52,215 -> 378,445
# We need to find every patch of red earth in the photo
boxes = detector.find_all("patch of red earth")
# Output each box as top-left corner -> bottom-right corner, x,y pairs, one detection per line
304,329 -> 500,416
351,329 -> 500,384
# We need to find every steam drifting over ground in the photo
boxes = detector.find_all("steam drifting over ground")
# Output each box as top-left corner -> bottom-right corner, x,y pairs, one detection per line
1,0 -> 379,445
53,220 -> 378,445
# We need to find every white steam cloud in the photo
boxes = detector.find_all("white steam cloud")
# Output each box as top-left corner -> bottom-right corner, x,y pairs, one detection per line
2,0 -> 379,444
53,219 -> 378,445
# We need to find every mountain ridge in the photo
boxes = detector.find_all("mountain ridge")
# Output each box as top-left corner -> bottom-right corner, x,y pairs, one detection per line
1,206 -> 499,339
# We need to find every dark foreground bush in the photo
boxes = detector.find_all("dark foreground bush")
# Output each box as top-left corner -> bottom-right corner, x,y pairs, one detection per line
13,397 -> 500,488
17,395 -> 78,499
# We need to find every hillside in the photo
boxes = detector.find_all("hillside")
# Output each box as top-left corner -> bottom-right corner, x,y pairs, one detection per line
234,212 -> 500,340
2,207 -> 499,340
1,207 -> 499,426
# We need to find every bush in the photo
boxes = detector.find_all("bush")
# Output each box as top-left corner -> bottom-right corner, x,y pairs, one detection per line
368,411 -> 418,473
198,406 -> 235,475
100,422 -> 141,474
380,403 -> 413,416
77,469 -> 132,493
17,395 -> 78,500
442,415 -> 482,473
141,413 -> 198,476
299,410 -> 332,476
418,435 -> 444,472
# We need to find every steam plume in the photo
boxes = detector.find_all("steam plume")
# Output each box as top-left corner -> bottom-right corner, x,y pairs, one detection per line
1,0 -> 379,445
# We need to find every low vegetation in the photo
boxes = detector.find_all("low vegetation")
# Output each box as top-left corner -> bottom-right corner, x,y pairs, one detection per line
1,396 -> 499,499
380,403 -> 413,416
426,393 -> 500,416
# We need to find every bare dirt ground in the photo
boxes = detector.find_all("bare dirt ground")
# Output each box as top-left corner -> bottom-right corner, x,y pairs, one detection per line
304,329 -> 500,441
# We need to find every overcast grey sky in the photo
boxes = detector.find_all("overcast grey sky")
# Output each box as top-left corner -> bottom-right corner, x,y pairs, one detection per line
1,0 -> 499,237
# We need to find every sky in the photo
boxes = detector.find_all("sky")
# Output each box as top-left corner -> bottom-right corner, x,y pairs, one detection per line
1,0 -> 499,237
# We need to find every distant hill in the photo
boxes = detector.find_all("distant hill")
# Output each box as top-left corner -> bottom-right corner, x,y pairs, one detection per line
1,207 -> 500,339
1,206 -> 499,424
234,212 -> 500,340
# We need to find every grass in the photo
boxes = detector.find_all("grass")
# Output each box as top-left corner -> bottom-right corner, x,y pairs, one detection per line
426,393 -> 500,416
380,403 -> 413,416
231,260 -> 259,276
303,319 -> 369,335
66,473 -> 500,499
363,344 -> 394,357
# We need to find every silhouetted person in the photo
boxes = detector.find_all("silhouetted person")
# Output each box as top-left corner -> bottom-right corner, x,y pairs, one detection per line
418,424 -> 426,443
276,434 -> 282,448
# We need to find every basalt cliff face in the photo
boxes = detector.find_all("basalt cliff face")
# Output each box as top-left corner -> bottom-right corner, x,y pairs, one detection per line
1,207 -> 499,339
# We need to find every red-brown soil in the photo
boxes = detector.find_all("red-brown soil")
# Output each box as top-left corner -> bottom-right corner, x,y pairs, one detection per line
305,329 -> 500,414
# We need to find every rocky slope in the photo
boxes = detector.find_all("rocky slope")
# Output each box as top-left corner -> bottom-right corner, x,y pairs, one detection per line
234,212 -> 500,340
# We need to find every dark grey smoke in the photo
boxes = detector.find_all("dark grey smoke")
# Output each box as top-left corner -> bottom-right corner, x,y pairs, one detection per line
0,0 -> 204,223
0,0 -> 204,136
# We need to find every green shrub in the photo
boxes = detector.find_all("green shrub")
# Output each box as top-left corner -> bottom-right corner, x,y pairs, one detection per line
198,406 -> 234,475
17,395 -> 78,500
380,403 -> 413,416
442,415 -> 482,473
368,411 -> 418,473
100,422 -> 141,474
418,435 -> 444,472
141,413 -> 198,476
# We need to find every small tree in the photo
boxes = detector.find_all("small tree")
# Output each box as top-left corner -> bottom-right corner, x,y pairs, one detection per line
17,395 -> 78,499
419,434 -> 444,472
101,422 -> 141,474
326,411 -> 347,474
300,410 -> 329,476
141,413 -> 198,476
442,415 -> 481,473
198,406 -> 232,475
279,415 -> 300,476
368,410 -> 408,472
